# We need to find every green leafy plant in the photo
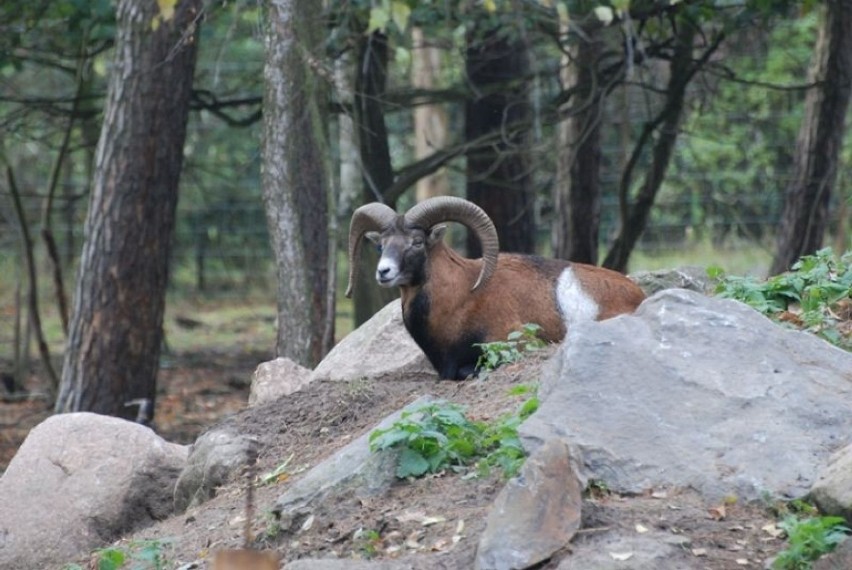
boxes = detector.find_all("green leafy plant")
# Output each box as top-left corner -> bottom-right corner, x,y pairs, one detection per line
369,391 -> 539,480
66,539 -> 171,570
354,528 -> 382,559
710,248 -> 851,350
772,515 -> 850,570
474,323 -> 547,373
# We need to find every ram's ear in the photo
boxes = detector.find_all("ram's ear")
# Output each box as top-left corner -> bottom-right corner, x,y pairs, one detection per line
365,231 -> 382,245
427,225 -> 447,247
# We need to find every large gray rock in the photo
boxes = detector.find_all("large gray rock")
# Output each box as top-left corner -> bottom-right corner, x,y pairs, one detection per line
249,357 -> 313,407
813,537 -> 852,570
630,266 -> 714,296
521,289 -> 852,500
174,427 -> 258,512
810,444 -> 852,522
476,439 -> 582,570
311,301 -> 437,382
273,396 -> 435,532
0,413 -> 188,569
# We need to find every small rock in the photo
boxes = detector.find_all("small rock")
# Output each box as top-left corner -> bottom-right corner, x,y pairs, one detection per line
311,301 -> 437,382
476,439 -> 582,570
809,444 -> 852,522
174,427 -> 258,512
249,357 -> 313,406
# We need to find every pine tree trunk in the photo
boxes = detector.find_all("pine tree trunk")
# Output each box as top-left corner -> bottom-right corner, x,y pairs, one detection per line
262,0 -> 333,366
56,0 -> 200,419
553,32 -> 602,264
465,29 -> 535,256
352,31 -> 398,326
412,27 -> 450,202
770,0 -> 852,275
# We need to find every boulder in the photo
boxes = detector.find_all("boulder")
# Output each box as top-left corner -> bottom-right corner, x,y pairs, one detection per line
249,357 -> 313,407
273,396 -> 435,532
813,537 -> 852,570
476,439 -> 582,570
0,412 -> 188,569
809,444 -> 852,522
174,427 -> 258,512
630,266 -> 714,296
311,301 -> 437,382
521,289 -> 852,501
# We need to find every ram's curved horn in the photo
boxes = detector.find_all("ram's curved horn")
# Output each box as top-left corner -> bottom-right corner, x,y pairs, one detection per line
405,196 -> 499,291
345,202 -> 398,298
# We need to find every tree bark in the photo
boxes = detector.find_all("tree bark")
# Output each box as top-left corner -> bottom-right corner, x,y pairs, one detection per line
412,27 -> 450,202
352,31 -> 398,326
770,0 -> 852,275
262,0 -> 333,366
553,31 -> 603,264
56,0 -> 200,419
465,28 -> 535,256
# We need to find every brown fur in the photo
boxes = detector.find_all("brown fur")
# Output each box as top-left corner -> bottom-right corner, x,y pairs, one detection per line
400,243 -> 644,350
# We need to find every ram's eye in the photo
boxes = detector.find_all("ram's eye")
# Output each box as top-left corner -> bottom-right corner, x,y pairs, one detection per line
412,238 -> 424,247
375,244 -> 383,253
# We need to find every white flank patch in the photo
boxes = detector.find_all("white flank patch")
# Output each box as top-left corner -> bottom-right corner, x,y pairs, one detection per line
556,267 -> 599,325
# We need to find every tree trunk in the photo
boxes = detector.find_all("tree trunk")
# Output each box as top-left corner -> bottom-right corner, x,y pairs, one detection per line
412,27 -> 450,202
56,0 -> 200,420
553,31 -> 603,264
352,31 -> 398,326
770,0 -> 852,275
465,29 -> 535,256
262,0 -> 333,366
603,20 -> 701,272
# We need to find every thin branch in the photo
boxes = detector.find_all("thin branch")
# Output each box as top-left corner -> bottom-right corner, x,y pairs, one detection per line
7,167 -> 59,398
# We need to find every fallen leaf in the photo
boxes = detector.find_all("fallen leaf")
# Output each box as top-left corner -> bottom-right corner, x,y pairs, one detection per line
431,538 -> 450,551
709,504 -> 727,520
455,520 -> 465,535
736,559 -> 749,566
405,530 -> 424,550
692,548 -> 708,557
651,490 -> 668,499
300,514 -> 315,532
396,510 -> 426,523
421,516 -> 446,527
761,523 -> 784,538
609,552 -> 633,561
635,524 -> 649,534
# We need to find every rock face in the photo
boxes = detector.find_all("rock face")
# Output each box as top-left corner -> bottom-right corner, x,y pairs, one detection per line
174,427 -> 258,512
249,357 -> 313,407
311,301 -> 437,382
521,289 -> 852,500
0,413 -> 188,569
809,444 -> 852,522
476,439 -> 582,570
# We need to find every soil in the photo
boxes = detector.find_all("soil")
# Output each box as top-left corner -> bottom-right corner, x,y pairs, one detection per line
2,347 -> 793,570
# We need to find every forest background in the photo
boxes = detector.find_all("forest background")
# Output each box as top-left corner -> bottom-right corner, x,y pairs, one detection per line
0,0 -> 850,424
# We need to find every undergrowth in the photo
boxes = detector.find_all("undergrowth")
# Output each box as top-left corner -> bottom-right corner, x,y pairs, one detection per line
710,248 -> 851,350
772,515 -> 850,569
474,323 -> 546,374
369,386 -> 539,479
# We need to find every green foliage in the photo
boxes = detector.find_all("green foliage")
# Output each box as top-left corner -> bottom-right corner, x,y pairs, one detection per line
474,323 -> 546,374
369,392 -> 539,480
772,515 -> 850,570
67,539 -> 171,570
711,248 -> 852,350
